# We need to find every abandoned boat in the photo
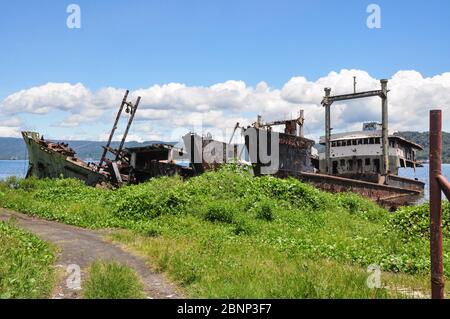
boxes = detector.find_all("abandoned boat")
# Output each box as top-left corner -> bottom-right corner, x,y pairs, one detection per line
125,143 -> 193,182
242,80 -> 425,208
243,112 -> 317,176
22,131 -> 109,186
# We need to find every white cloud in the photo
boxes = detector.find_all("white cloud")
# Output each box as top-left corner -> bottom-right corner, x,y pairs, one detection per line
1,69 -> 449,142
0,126 -> 20,137
1,83 -> 92,114
0,116 -> 22,127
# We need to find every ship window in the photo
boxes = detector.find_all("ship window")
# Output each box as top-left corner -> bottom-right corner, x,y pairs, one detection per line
342,140 -> 347,146
369,138 -> 375,144
357,159 -> 363,172
358,139 -> 363,145
373,159 -> 380,173
331,141 -> 337,147
340,159 -> 345,167
347,160 -> 353,171
352,139 -> 357,146
375,138 -> 381,144
365,158 -> 371,166
337,141 -> 342,147
364,138 -> 369,145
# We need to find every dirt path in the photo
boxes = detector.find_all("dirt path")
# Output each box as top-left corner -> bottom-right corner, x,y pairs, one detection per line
0,208 -> 181,299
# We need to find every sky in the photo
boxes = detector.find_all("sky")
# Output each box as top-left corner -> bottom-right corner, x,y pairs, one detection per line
1,0 -> 450,144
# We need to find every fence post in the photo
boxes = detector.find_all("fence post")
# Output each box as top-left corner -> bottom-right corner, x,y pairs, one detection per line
429,109 -> 444,299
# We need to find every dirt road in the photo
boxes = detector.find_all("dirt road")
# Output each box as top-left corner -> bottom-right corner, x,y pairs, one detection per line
0,208 -> 181,299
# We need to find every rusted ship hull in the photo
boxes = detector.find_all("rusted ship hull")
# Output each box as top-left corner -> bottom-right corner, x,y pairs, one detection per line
22,132 -> 107,186
244,127 -> 316,176
295,172 -> 424,210
242,125 -> 424,209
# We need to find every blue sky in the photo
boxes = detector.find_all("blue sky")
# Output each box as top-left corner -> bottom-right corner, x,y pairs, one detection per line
1,0 -> 450,141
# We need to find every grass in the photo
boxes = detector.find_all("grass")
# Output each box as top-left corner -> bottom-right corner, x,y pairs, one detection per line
1,165 -> 449,298
83,261 -> 145,299
0,220 -> 56,298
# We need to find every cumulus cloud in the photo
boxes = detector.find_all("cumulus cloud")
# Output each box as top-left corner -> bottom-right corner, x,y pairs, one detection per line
0,126 -> 20,137
0,116 -> 22,127
1,69 -> 449,142
0,116 -> 22,137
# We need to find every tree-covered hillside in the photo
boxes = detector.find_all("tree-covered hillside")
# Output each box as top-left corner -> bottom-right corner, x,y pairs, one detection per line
397,131 -> 450,163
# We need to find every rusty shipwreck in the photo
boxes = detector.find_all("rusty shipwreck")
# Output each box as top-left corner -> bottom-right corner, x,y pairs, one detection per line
22,80 -> 425,208
243,79 -> 425,208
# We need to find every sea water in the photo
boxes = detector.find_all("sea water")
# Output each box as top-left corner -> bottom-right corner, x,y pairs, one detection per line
0,160 -> 28,180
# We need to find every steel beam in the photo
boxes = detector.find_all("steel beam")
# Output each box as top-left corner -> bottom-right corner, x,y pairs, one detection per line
99,90 -> 129,168
322,90 -> 383,104
324,88 -> 332,174
381,80 -> 389,175
116,96 -> 141,160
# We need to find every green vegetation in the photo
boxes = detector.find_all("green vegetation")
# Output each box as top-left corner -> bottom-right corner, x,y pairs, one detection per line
397,131 -> 450,163
1,166 -> 449,298
390,202 -> 450,239
83,261 -> 145,299
0,221 -> 56,298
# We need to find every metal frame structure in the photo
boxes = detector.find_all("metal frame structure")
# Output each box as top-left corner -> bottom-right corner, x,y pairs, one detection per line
254,110 -> 305,137
429,109 -> 449,299
321,80 -> 389,175
98,90 -> 141,168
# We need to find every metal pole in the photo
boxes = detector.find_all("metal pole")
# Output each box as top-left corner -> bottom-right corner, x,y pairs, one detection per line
324,88 -> 332,174
380,80 -> 389,175
299,109 -> 304,137
99,90 -> 129,167
429,109 -> 444,299
116,96 -> 141,160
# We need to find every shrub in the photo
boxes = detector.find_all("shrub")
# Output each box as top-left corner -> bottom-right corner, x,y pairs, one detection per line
83,261 -> 145,299
0,221 -> 56,298
337,193 -> 387,222
203,201 -> 236,224
232,218 -> 253,235
255,201 -> 274,222
390,202 -> 450,239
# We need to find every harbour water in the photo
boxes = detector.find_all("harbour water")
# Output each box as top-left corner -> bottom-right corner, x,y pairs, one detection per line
0,160 -> 29,180
1,160 -> 449,202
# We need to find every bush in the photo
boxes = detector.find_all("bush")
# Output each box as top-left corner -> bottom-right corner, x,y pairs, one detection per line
232,217 -> 253,235
0,221 -> 56,298
83,261 -> 144,299
337,193 -> 387,222
390,202 -> 450,239
203,201 -> 236,224
112,178 -> 190,221
255,201 -> 274,222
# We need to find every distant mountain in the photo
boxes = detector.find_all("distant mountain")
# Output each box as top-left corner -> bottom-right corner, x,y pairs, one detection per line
0,136 -> 175,160
2,131 -> 449,163
396,131 -> 450,163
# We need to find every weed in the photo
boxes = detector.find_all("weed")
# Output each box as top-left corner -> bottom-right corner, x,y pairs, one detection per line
83,261 -> 145,299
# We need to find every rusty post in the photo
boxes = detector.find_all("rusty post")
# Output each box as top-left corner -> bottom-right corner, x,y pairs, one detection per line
429,109 -> 444,299
324,88 -> 331,174
437,175 -> 450,201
